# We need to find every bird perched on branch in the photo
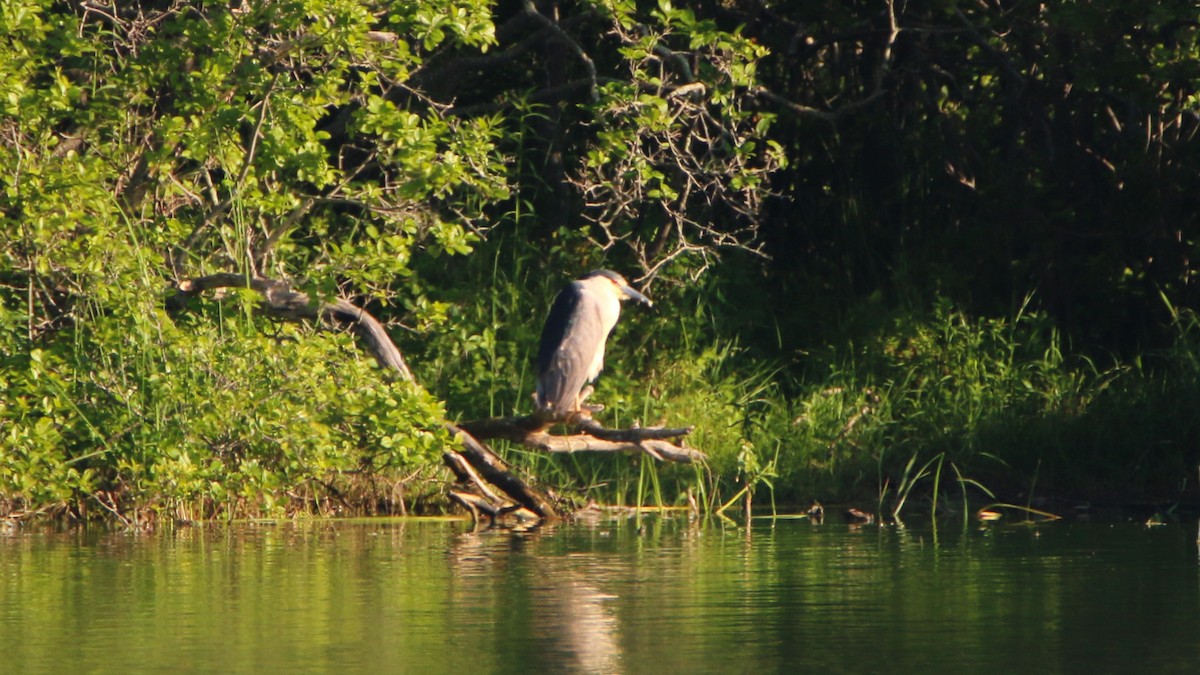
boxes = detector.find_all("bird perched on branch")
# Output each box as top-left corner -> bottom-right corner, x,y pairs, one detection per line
535,270 -> 652,420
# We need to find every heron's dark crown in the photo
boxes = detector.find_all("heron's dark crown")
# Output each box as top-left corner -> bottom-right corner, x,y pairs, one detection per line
582,269 -> 628,285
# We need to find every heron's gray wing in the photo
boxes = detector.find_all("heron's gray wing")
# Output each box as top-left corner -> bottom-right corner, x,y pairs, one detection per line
538,282 -> 582,378
536,282 -> 599,413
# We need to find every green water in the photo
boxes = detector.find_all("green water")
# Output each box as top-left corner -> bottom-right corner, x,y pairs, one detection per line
2,516 -> 1198,673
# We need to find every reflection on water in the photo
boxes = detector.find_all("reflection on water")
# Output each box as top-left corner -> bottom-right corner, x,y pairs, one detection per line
3,516 -> 1200,673
451,529 -> 624,672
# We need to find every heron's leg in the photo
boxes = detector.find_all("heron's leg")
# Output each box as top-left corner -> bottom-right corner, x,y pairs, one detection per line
576,385 -> 605,415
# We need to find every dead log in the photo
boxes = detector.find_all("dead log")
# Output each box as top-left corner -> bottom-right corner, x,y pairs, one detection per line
174,273 -> 705,524
172,274 -> 557,521
532,434 -> 704,463
458,415 -> 706,463
446,424 -> 558,519
441,450 -> 505,505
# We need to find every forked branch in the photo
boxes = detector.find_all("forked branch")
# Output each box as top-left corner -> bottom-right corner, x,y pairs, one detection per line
173,274 -> 702,524
459,415 -> 705,463
172,274 -> 556,519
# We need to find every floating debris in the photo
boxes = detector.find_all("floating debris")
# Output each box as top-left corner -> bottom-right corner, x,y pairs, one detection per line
845,508 -> 874,524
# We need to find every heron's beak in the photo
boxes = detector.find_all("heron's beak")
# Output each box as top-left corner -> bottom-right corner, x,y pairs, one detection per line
621,285 -> 652,307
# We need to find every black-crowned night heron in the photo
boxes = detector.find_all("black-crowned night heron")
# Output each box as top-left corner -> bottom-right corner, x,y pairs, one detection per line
535,270 -> 652,419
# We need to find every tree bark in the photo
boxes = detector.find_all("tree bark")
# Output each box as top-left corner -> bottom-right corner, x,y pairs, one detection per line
447,423 -> 558,519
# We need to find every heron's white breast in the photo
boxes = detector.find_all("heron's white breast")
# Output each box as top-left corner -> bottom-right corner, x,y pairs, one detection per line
577,280 -> 622,381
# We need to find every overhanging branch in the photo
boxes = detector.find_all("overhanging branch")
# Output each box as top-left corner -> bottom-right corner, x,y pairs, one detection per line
171,273 -> 563,521
173,273 -> 413,381
173,273 -> 703,524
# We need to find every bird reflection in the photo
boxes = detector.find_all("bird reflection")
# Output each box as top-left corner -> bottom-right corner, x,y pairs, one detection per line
449,526 -> 625,674
557,578 -> 621,674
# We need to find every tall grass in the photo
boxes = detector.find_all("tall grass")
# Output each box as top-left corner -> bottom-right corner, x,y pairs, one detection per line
782,297 -> 1084,507
785,292 -> 1200,510
412,233 -> 1200,516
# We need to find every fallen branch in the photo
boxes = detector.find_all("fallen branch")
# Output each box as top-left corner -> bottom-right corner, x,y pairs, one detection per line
172,273 -> 558,522
459,415 -> 705,463
447,491 -> 502,522
446,423 -> 559,519
442,450 -> 505,505
531,434 -> 704,463
174,273 -> 706,524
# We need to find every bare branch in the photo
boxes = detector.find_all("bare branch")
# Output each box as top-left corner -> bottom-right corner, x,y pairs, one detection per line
521,0 -> 597,101
173,274 -> 563,520
531,434 -> 705,463
752,85 -> 883,122
752,0 -> 899,123
458,414 -> 705,464
173,273 -> 414,381
442,451 -> 505,505
447,424 -> 559,519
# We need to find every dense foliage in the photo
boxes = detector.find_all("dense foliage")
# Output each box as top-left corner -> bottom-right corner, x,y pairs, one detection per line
2,0 -> 1198,521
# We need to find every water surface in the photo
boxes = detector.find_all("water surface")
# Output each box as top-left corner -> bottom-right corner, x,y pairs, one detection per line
2,515 -> 1198,673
